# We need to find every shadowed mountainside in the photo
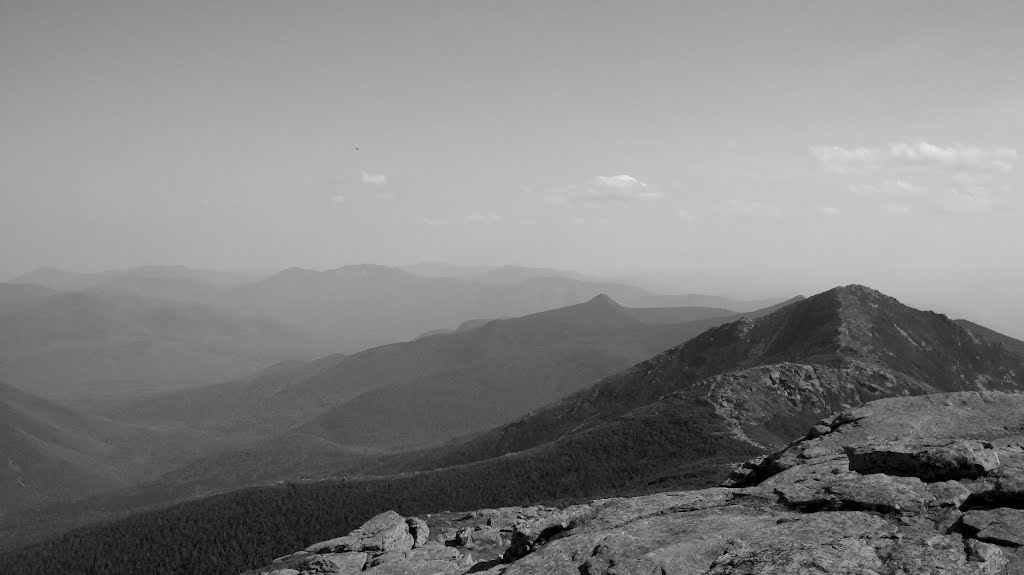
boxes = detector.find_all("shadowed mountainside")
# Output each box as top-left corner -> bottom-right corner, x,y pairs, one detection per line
387,284 -> 1024,471
228,392 -> 1023,575
0,381 -> 218,518
113,296 -> 797,442
6,285 -> 1023,569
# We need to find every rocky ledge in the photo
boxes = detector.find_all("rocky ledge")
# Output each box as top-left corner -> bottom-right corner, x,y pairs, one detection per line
246,391 -> 1024,575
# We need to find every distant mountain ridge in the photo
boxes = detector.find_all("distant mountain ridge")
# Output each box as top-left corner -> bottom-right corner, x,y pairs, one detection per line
378,284 -> 1024,472
225,264 -> 792,353
0,295 -> 799,552
0,288 -> 327,404
3,284 -> 1024,570
113,295 -> 801,455
8,264 -> 792,364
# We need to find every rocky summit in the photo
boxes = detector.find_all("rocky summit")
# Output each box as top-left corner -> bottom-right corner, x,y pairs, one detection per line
246,391 -> 1024,575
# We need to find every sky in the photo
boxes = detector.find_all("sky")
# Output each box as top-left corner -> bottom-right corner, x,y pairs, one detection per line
2,1 -> 1023,333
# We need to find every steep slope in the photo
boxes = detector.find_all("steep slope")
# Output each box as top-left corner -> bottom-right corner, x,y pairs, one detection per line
0,381 -> 125,513
38,298 -> 801,537
0,291 -> 326,405
243,392 -> 1024,575
293,295 -> 664,450
0,381 -> 211,516
8,391 -> 1024,575
387,284 -> 1024,470
114,296 -> 798,453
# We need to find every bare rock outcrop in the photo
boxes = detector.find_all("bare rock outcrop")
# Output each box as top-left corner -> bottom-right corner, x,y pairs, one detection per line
247,391 -> 1024,575
305,511 -> 415,555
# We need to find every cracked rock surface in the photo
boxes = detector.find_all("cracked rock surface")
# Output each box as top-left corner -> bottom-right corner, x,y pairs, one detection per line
245,391 -> 1024,575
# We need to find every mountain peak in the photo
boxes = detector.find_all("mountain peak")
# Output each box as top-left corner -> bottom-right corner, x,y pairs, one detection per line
827,283 -> 894,303
584,293 -> 622,309
833,283 -> 881,294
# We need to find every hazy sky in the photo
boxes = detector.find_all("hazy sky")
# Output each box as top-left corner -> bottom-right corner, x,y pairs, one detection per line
2,1 -> 1023,331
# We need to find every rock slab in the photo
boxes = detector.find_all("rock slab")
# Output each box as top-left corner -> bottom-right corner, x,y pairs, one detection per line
247,392 -> 1024,575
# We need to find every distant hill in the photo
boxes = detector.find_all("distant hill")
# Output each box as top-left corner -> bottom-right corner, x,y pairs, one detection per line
1,263 -> 789,408
412,317 -> 495,340
0,381 -> 209,517
396,262 -> 498,278
0,283 -> 58,308
0,291 -> 327,406
0,381 -> 126,513
462,265 -> 602,284
114,296 -> 799,458
9,267 -> 97,291
11,265 -> 258,303
12,264 -> 790,359
225,264 -> 790,353
399,263 -> 598,283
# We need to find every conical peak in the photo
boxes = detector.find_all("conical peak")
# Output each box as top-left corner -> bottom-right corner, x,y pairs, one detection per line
586,293 -> 621,309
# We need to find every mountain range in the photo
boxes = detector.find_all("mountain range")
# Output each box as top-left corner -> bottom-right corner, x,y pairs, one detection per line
3,265 -> 789,409
104,295 -> 799,495
0,285 -> 796,552
2,284 -> 1022,575
224,264 -> 785,353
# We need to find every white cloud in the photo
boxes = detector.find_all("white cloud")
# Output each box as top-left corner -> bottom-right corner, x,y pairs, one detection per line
810,146 -> 877,174
819,206 -> 841,216
677,209 -> 694,221
568,215 -> 586,225
888,142 -> 1018,174
848,179 -> 925,196
585,174 -> 663,201
592,174 -> 646,188
466,212 -> 500,222
420,217 -> 443,226
581,186 -> 664,202
330,194 -> 345,203
819,142 -> 1016,216
361,171 -> 388,185
542,175 -> 664,207
374,191 -> 395,200
811,141 -> 1019,175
